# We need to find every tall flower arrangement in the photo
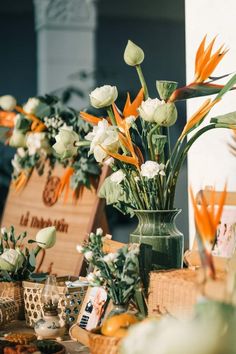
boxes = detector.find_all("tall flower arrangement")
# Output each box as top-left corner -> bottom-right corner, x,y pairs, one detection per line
67,37 -> 236,215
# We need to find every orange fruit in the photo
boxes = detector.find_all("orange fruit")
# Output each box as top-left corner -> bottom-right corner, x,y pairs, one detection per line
101,313 -> 138,337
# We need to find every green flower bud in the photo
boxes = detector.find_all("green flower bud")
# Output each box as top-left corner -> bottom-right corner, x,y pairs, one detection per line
124,40 -> 145,66
153,102 -> 177,127
156,81 -> 178,100
36,226 -> 56,249
9,130 -> 27,148
53,128 -> 79,159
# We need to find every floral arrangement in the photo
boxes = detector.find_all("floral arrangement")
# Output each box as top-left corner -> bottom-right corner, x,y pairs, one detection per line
51,36 -> 236,214
0,95 -> 100,202
121,300 -> 236,354
0,225 -> 56,281
76,228 -> 140,307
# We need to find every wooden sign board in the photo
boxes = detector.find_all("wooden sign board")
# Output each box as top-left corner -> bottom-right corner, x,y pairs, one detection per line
185,188 -> 236,272
1,165 -> 109,276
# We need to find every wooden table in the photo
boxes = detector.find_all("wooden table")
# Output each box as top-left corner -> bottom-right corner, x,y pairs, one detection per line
0,321 -> 89,353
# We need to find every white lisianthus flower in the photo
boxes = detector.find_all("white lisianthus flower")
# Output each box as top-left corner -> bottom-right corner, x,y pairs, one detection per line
95,270 -> 101,277
84,251 -> 93,261
76,244 -> 84,253
89,85 -> 118,109
125,115 -> 136,125
96,228 -> 103,236
0,95 -> 17,111
124,40 -> 145,66
23,97 -> 50,118
140,161 -> 165,179
85,119 -> 119,163
86,272 -> 96,283
103,253 -> 118,264
110,170 -> 125,185
26,132 -> 50,156
53,127 -> 80,159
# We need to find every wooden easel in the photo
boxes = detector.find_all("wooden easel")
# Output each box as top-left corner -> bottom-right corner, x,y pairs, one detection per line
1,164 -> 109,276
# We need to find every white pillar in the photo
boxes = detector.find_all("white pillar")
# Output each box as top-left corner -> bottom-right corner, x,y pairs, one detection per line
33,0 -> 97,108
185,0 -> 236,245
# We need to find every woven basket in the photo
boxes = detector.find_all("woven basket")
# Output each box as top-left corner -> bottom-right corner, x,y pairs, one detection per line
148,268 -> 227,319
88,330 -> 121,354
0,281 -> 24,320
0,297 -> 19,327
23,276 -> 88,328
148,269 -> 199,318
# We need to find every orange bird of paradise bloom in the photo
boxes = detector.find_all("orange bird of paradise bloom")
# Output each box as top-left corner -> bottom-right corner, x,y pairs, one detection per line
178,97 -> 221,140
190,186 -> 227,279
190,186 -> 227,245
80,88 -> 144,169
169,36 -> 231,102
0,111 -> 17,128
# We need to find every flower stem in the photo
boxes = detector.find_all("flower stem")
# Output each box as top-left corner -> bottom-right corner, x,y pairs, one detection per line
135,65 -> 149,100
106,106 -> 116,126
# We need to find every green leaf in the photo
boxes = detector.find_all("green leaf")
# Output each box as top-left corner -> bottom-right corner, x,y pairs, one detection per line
29,250 -> 36,267
211,111 -> 236,125
216,73 -> 236,100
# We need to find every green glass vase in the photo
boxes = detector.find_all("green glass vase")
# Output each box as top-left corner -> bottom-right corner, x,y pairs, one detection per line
130,209 -> 184,270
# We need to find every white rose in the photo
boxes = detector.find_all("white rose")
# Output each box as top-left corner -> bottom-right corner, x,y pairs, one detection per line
85,119 -> 119,163
96,228 -> 103,236
53,127 -> 80,159
76,245 -> 84,253
23,97 -> 50,118
84,251 -> 93,261
103,253 -> 117,264
89,85 -> 118,109
0,95 -> 17,111
140,161 -> 165,179
110,170 -> 125,185
26,132 -> 50,156
138,98 -> 162,122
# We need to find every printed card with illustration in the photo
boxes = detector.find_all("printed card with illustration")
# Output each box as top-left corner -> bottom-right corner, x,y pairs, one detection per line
76,287 -> 108,331
212,206 -> 236,258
